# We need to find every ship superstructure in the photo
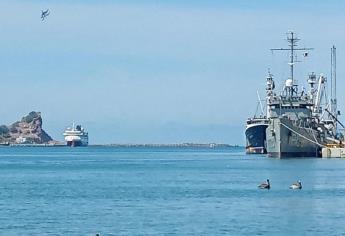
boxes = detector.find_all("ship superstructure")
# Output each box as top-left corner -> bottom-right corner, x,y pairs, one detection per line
63,123 -> 88,147
264,32 -> 340,158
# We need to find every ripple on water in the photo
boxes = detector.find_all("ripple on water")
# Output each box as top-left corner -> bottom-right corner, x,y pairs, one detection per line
0,147 -> 344,235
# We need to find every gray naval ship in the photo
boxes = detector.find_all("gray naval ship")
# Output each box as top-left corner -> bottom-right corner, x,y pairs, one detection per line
265,32 -> 340,158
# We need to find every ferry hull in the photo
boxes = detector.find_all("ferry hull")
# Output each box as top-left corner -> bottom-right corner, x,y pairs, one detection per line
67,141 -> 87,147
266,118 -> 322,158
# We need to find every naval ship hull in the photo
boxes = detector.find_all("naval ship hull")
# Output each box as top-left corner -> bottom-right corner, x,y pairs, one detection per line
266,118 -> 322,158
245,123 -> 268,154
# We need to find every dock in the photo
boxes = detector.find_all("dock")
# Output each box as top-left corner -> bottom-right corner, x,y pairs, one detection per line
322,147 -> 345,158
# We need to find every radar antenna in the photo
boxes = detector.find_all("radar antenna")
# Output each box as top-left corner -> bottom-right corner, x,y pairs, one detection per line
271,31 -> 313,96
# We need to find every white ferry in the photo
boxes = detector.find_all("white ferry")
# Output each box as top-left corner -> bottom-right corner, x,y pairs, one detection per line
63,123 -> 88,147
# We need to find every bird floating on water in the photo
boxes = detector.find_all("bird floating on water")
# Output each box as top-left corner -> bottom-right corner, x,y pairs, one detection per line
289,180 -> 302,190
258,179 -> 270,189
41,9 -> 50,21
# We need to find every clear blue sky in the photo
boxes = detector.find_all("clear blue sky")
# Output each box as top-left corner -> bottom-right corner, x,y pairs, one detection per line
0,0 -> 345,144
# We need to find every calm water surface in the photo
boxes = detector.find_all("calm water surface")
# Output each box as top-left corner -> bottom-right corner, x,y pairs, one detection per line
0,147 -> 345,235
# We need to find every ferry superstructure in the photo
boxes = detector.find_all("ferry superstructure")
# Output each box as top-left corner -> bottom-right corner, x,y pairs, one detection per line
63,123 -> 88,147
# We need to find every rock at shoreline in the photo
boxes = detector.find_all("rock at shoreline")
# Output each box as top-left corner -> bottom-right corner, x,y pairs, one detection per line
0,111 -> 54,144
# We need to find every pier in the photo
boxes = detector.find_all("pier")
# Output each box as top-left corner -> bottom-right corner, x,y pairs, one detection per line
322,147 -> 345,158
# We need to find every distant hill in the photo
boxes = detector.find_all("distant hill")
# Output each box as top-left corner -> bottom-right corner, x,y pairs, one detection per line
0,111 -> 55,144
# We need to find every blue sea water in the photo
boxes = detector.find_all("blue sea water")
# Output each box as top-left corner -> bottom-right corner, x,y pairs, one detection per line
0,146 -> 345,235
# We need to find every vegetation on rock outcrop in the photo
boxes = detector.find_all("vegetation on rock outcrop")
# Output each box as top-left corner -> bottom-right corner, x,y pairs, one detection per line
0,111 -> 54,144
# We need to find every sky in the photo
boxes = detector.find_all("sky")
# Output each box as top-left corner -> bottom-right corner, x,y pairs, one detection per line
0,0 -> 345,144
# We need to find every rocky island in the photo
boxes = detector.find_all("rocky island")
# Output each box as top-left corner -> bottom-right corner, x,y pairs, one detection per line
0,111 -> 56,145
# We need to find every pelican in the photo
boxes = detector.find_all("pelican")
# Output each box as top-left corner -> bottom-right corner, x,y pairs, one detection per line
258,179 -> 270,189
41,9 -> 50,21
289,180 -> 302,190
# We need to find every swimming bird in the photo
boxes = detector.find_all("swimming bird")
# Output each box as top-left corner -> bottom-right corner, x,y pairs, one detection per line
289,180 -> 302,189
258,179 -> 270,189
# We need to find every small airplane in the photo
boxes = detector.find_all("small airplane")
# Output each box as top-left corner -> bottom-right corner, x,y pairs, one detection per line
41,9 -> 50,21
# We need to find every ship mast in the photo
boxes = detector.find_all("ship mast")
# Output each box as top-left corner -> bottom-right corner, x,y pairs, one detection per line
288,31 -> 298,81
271,31 -> 313,96
331,45 -> 338,130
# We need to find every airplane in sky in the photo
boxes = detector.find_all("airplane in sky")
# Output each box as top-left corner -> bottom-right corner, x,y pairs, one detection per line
41,9 -> 50,21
